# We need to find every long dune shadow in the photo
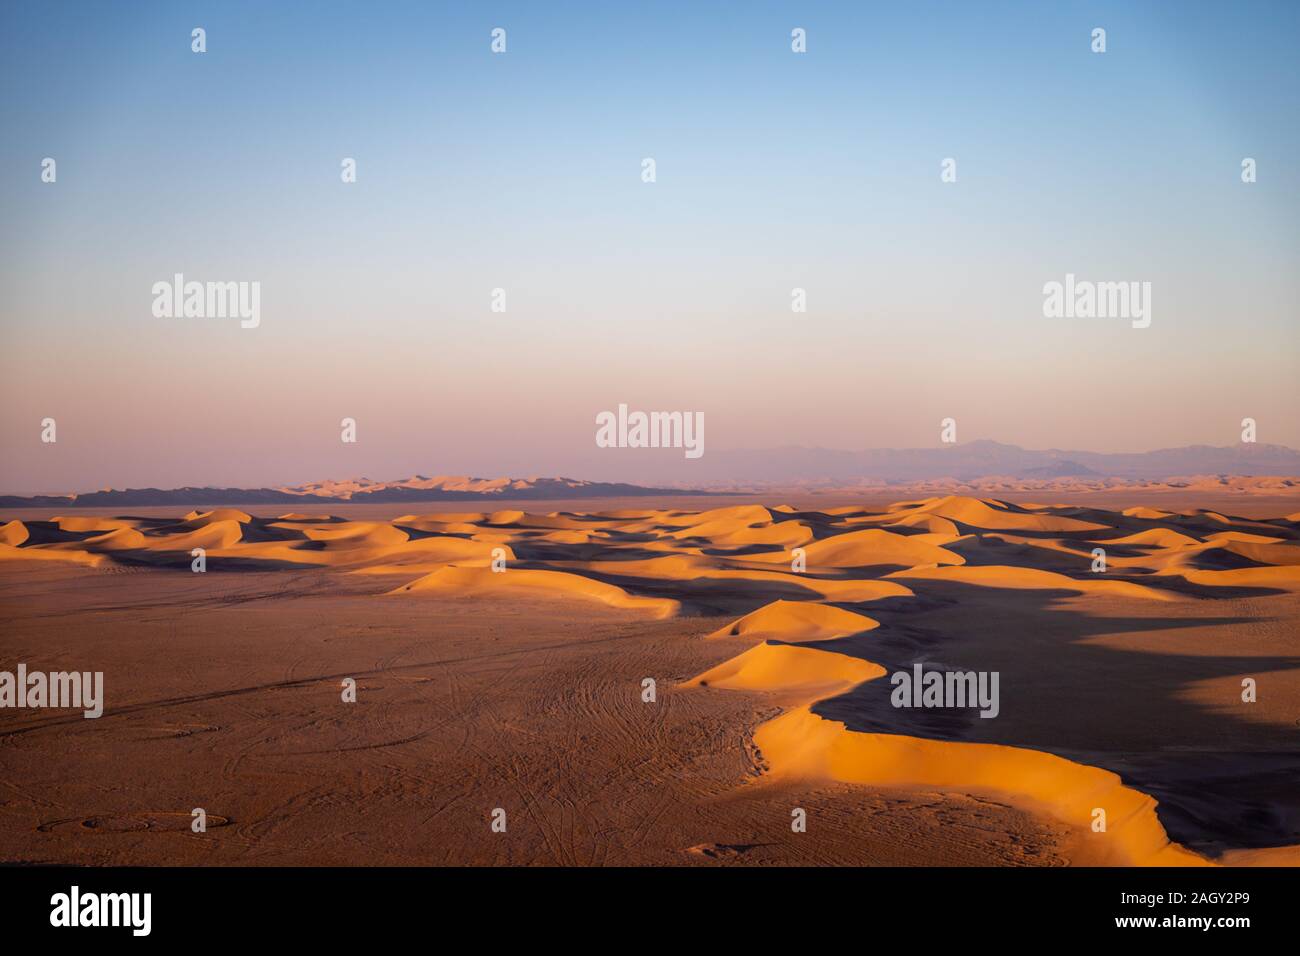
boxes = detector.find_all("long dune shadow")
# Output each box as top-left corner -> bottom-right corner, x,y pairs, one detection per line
507,543 -> 673,562
390,524 -> 450,540
803,580 -> 1300,854
80,549 -> 335,571
511,563 -> 855,616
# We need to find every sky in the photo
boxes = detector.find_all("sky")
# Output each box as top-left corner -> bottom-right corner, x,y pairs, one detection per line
1,0 -> 1297,492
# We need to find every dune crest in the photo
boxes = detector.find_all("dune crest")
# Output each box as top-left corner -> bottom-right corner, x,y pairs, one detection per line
706,600 -> 879,641
687,643 -> 885,697
390,565 -> 681,618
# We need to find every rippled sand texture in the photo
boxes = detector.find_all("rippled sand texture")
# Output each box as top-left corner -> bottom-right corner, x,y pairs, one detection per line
2,496 -> 1298,865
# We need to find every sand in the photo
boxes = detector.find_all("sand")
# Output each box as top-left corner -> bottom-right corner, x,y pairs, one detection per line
1,493 -> 1297,866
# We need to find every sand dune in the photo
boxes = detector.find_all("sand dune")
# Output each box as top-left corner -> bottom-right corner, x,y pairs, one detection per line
889,495 -> 1112,532
706,600 -> 879,642
3,493 -> 1298,866
752,708 -> 1206,866
390,565 -> 681,618
0,520 -> 28,547
1094,527 -> 1202,549
751,527 -> 964,569
687,643 -> 885,698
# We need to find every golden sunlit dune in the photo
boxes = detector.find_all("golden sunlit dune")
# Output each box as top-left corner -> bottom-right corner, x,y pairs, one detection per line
752,707 -> 1207,866
706,600 -> 879,641
389,565 -> 682,618
2,493 -> 1298,866
750,527 -> 965,569
0,520 -> 29,547
687,643 -> 885,698
1093,527 -> 1202,548
888,495 -> 1113,533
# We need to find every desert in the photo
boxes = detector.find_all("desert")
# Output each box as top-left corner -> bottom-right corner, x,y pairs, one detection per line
2,489 -> 1297,866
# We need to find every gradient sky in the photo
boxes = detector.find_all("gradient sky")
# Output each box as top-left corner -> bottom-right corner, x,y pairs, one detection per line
2,0 -> 1297,492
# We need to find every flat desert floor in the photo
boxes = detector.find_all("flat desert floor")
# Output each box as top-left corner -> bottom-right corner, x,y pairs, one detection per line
1,493 -> 1298,866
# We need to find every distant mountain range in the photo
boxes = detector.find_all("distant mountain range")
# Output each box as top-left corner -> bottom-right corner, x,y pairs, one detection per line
3,442 -> 1298,508
685,440 -> 1300,484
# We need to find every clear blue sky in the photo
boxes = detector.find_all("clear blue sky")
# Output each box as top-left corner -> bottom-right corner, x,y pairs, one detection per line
2,1 -> 1297,490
